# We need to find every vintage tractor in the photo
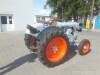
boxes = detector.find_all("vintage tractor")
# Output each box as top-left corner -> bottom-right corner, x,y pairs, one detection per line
24,21 -> 91,67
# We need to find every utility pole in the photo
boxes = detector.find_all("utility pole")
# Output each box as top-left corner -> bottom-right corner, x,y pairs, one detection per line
62,0 -> 66,21
91,0 -> 95,30
61,0 -> 64,21
62,6 -> 64,21
91,0 -> 95,18
83,0 -> 88,27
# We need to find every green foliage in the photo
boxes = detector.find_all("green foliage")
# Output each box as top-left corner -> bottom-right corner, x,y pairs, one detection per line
46,0 -> 100,20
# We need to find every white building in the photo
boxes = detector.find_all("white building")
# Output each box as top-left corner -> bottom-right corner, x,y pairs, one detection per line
33,15 -> 50,23
0,0 -> 33,32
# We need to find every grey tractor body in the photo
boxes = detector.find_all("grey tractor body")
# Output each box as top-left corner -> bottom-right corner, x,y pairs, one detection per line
25,21 -> 81,49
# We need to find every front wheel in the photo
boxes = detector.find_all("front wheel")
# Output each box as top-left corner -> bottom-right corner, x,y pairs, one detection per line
78,39 -> 91,55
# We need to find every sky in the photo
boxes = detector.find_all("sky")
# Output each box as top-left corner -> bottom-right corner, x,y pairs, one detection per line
33,0 -> 51,16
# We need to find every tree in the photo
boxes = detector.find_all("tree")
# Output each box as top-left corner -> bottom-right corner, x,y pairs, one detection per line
45,0 -> 100,21
93,0 -> 100,15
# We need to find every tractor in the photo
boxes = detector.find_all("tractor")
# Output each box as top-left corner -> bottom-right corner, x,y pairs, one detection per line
24,20 -> 91,67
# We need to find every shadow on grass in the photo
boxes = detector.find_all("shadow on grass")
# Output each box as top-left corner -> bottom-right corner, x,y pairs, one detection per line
0,53 -> 37,75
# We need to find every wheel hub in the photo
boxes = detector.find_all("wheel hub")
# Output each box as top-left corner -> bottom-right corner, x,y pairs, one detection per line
83,45 -> 88,50
51,45 -> 58,53
82,43 -> 90,53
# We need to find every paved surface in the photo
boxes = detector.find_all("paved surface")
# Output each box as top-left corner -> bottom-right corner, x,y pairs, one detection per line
0,31 -> 100,75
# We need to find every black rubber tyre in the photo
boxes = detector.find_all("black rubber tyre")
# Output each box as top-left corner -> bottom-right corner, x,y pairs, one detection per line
78,39 -> 91,55
37,26 -> 69,67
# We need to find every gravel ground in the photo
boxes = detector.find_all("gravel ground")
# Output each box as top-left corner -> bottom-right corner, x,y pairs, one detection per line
0,31 -> 100,75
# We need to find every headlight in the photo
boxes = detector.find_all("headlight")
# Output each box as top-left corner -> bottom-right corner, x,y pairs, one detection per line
27,25 -> 40,34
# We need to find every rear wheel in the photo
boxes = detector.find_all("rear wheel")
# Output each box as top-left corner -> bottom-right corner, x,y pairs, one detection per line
46,36 -> 68,63
78,39 -> 91,55
37,27 -> 69,67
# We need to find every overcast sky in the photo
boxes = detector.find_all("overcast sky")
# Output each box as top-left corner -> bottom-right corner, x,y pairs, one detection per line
33,0 -> 51,16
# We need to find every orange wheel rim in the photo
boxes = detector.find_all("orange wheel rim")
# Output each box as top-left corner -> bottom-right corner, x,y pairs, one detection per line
46,36 -> 68,63
82,43 -> 90,54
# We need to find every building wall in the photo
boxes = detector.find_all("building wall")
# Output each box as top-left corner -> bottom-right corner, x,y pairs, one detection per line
0,0 -> 33,31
